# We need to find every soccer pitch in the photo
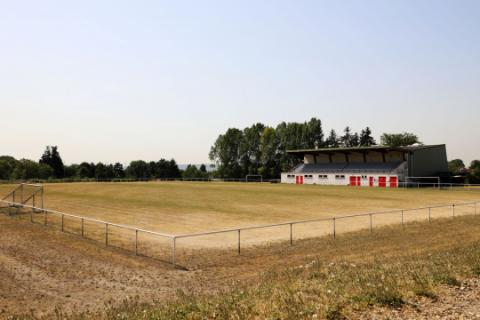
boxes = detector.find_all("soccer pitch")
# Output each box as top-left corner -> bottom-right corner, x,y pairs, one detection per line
1,181 -> 478,236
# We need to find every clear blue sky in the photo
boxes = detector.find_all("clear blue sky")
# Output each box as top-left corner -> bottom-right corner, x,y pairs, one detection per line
1,1 -> 479,165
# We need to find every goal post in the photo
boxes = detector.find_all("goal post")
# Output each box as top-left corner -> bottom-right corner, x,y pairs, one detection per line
245,175 -> 263,183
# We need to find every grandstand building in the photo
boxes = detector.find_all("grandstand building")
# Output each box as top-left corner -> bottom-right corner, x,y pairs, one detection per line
281,145 -> 448,187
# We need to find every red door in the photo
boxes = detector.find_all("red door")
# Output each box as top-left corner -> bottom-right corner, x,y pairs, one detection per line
389,176 -> 398,188
296,176 -> 304,184
379,176 -> 387,187
349,176 -> 357,186
369,177 -> 374,187
299,176 -> 304,184
356,176 -> 361,186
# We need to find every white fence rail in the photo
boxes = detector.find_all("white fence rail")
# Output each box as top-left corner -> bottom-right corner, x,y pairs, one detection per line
1,198 -> 479,268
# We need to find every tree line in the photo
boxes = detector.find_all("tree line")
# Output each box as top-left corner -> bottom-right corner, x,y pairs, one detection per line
209,118 -> 421,179
448,159 -> 480,183
0,146 -> 194,181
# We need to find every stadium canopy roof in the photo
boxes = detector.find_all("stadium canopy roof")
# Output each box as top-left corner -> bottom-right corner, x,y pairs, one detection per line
286,144 -> 445,154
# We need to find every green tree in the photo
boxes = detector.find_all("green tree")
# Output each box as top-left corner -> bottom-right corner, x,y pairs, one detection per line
209,128 -> 244,178
39,146 -> 65,178
340,127 -> 359,147
259,127 -> 281,178
448,159 -> 466,174
468,160 -> 480,183
38,163 -> 54,179
240,123 -> 265,175
359,127 -> 376,146
380,133 -> 421,147
182,165 -> 208,179
64,164 -> 79,178
302,117 -> 324,148
94,162 -> 109,179
125,160 -> 150,179
0,159 -> 14,180
325,129 -> 340,148
12,159 -> 40,180
113,162 -> 125,178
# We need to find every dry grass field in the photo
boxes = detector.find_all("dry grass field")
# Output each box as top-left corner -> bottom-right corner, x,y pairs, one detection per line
1,182 -> 479,253
2,182 -> 480,319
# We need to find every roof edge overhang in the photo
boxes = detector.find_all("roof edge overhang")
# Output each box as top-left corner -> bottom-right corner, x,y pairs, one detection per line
287,144 -> 445,155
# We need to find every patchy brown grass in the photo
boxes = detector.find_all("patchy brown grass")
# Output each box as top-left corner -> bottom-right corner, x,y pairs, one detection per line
1,182 -> 479,249
3,208 -> 480,319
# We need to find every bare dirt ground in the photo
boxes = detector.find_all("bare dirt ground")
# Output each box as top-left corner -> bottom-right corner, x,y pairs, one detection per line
2,210 -> 480,319
0,215 -> 197,317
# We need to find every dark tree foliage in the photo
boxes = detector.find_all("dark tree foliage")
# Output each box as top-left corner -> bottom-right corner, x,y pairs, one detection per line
340,126 -> 360,147
124,159 -> 181,179
325,130 -> 340,148
448,159 -> 466,174
113,163 -> 125,178
125,160 -> 150,179
39,146 -> 64,178
210,118 -> 327,179
469,160 -> 480,183
359,127 -> 376,146
0,149 -> 180,181
182,164 -> 209,179
0,159 -> 14,180
78,162 -> 96,178
380,133 -> 421,147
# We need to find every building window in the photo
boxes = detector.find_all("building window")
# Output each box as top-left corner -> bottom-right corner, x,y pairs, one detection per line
318,175 -> 328,179
362,175 -> 368,180
305,175 -> 313,179
335,175 -> 345,180
287,174 -> 295,178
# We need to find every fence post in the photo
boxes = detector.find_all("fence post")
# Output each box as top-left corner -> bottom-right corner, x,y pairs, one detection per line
289,223 -> 293,245
30,209 -> 33,223
475,202 -> 477,216
452,204 -> 455,218
401,210 -> 404,227
237,229 -> 241,254
428,207 -> 431,223
44,210 -> 47,225
61,214 -> 64,231
369,213 -> 373,233
81,218 -> 84,237
333,218 -> 336,239
105,223 -> 109,246
172,237 -> 176,268
135,230 -> 138,255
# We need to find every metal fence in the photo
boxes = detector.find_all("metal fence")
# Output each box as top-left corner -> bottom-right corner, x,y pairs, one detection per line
1,198 -> 479,268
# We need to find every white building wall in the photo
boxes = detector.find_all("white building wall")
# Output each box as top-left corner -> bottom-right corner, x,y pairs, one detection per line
281,172 -> 399,187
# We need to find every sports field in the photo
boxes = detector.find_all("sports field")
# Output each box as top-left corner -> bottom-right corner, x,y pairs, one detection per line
1,182 -> 479,250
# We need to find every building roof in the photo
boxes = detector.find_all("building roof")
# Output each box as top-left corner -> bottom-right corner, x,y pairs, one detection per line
287,144 -> 445,154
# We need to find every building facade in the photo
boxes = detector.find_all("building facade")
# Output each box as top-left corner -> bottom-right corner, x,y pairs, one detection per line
281,145 -> 448,187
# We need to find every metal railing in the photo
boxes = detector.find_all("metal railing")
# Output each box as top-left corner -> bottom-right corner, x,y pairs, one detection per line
1,198 -> 479,268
